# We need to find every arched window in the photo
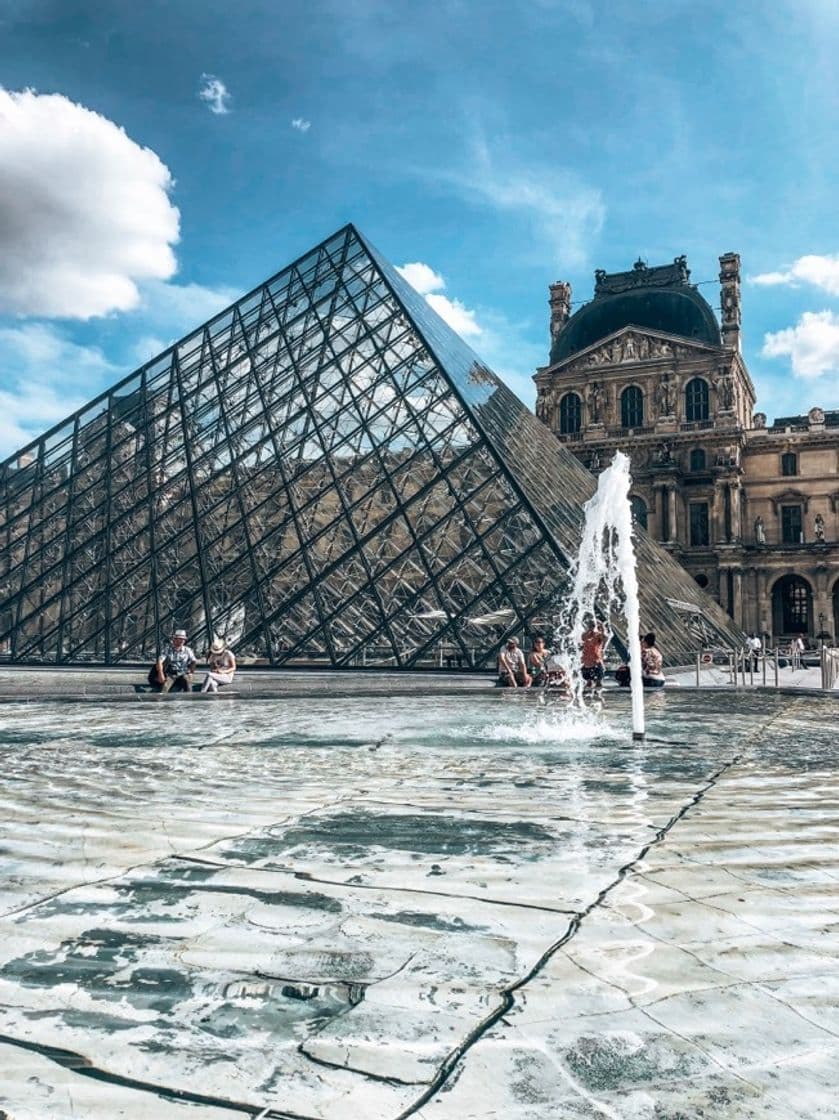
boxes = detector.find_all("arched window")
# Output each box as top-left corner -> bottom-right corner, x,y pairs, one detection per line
772,574 -> 812,636
630,495 -> 648,530
620,385 -> 644,428
781,451 -> 797,477
689,448 -> 706,471
685,378 -> 709,422
559,392 -> 582,435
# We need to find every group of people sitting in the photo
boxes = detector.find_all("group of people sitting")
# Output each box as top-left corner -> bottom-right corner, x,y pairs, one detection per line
497,634 -> 568,690
148,629 -> 237,693
496,622 -> 665,691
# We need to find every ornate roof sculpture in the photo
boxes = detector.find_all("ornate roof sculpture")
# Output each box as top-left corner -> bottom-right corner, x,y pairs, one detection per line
0,226 -> 744,667
550,255 -> 722,365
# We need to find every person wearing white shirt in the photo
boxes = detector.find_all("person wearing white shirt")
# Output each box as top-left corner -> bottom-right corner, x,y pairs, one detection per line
154,629 -> 198,692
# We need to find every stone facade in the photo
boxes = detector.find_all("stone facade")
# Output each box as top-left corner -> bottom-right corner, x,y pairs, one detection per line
535,254 -> 839,644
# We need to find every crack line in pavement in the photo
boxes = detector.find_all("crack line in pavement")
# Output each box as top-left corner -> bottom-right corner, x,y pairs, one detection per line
0,1030 -> 306,1119
170,855 -> 577,916
395,703 -> 799,1119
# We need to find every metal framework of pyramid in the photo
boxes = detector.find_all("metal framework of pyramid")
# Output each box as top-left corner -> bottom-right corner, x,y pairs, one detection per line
0,225 -> 744,668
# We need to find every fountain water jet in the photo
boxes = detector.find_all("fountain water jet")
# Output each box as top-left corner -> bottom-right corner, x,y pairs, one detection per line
552,450 -> 645,739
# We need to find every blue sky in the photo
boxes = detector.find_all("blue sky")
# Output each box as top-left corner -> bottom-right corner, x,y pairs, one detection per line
0,0 -> 838,455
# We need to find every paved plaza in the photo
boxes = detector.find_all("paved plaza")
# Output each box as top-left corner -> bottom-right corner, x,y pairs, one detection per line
0,684 -> 837,1119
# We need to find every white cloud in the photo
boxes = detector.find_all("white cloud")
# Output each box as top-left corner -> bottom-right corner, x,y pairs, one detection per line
0,87 -> 179,319
395,260 -> 542,399
763,310 -> 839,379
0,278 -> 239,456
291,117 -> 311,132
0,323 -> 118,456
396,261 -> 481,338
198,74 -> 231,115
134,279 -> 239,334
445,139 -> 605,269
397,261 -> 445,295
752,254 -> 839,296
425,293 -> 481,338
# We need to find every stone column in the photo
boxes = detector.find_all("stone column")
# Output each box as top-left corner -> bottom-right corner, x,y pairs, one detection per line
732,569 -> 743,628
813,567 -> 831,638
757,569 -> 773,640
657,486 -> 670,542
668,486 -> 678,544
729,482 -> 742,542
719,252 -> 741,352
711,483 -> 725,544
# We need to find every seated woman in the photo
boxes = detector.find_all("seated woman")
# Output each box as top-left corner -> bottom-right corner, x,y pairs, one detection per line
527,636 -> 549,687
641,632 -> 666,688
545,652 -> 570,693
616,633 -> 666,689
201,636 -> 237,693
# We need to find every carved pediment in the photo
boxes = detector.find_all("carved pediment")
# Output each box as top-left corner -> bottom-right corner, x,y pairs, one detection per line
771,489 -> 810,514
549,327 -> 718,376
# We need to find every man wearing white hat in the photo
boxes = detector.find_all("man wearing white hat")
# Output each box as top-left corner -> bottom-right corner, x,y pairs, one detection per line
154,629 -> 198,693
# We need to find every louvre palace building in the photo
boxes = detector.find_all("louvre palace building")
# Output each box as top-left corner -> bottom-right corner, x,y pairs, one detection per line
535,253 -> 839,643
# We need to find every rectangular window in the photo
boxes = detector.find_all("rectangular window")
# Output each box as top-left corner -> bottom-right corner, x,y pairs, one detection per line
781,452 -> 797,476
689,502 -> 709,547
781,505 -> 802,544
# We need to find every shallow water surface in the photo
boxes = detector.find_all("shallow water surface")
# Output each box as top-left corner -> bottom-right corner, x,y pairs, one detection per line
0,690 -> 837,1119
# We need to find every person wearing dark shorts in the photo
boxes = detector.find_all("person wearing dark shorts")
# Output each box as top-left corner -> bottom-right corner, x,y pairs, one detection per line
580,620 -> 606,692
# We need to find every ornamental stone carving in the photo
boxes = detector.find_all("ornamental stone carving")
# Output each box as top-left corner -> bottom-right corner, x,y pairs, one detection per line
656,373 -> 677,417
587,380 -> 605,424
715,369 -> 735,410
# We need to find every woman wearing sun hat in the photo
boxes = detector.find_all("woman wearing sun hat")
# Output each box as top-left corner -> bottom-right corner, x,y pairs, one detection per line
201,636 -> 237,692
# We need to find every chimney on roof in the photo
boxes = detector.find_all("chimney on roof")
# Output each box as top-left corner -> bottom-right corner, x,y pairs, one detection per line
548,281 -> 572,346
719,252 -> 741,352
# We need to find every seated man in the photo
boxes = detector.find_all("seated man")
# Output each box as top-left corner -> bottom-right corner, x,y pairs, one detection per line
154,629 -> 198,693
497,637 -> 531,688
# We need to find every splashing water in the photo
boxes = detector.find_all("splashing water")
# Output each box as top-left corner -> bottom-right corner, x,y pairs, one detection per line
551,449 -> 645,739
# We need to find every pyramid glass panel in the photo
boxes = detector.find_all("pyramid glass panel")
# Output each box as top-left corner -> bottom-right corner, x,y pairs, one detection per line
0,224 -> 745,666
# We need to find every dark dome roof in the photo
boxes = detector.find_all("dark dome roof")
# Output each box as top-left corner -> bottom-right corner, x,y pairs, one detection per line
550,278 -> 721,365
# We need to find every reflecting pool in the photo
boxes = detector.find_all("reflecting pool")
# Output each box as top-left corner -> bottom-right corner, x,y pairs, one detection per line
1,690 -> 837,1119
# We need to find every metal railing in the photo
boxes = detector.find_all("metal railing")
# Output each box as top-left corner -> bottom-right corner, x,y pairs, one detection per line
695,646 -> 839,690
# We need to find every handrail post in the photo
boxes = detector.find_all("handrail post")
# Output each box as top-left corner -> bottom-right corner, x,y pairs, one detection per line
696,651 -> 700,687
774,648 -> 779,688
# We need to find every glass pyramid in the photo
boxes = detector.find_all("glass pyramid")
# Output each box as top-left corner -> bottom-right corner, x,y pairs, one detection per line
0,225 -> 743,667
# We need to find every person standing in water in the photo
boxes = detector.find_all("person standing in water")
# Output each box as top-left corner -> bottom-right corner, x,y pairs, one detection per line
580,619 -> 606,692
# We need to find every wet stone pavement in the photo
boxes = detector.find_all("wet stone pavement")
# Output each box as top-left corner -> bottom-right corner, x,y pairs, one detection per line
0,689 -> 837,1119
